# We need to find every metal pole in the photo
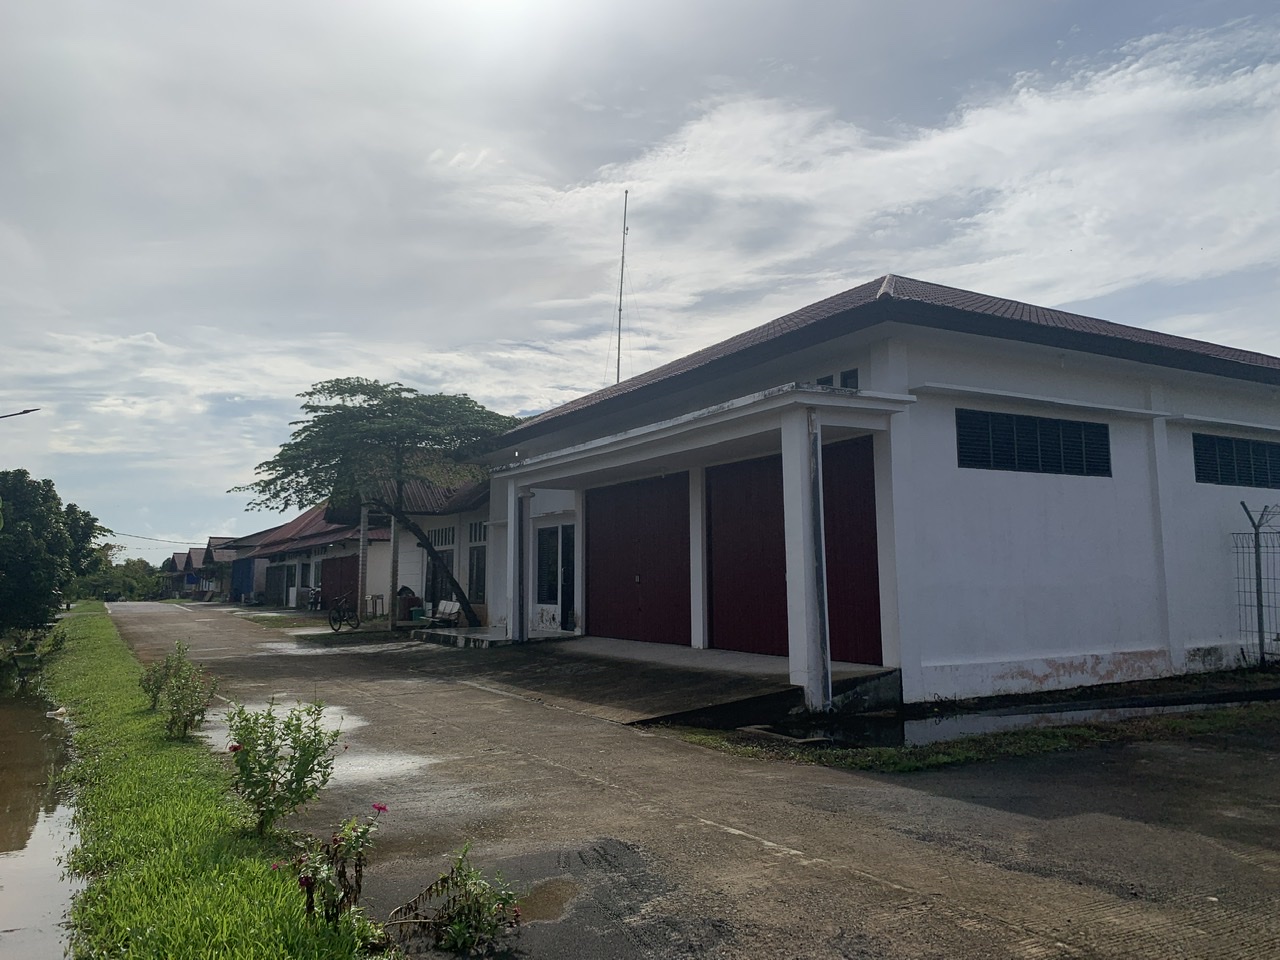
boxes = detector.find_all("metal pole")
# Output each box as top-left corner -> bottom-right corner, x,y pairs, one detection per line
616,190 -> 628,385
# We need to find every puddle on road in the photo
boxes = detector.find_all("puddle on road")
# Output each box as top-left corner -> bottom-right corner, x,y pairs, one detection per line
254,641 -> 421,656
756,700 -> 1254,748
518,878 -> 581,922
0,693 -> 80,957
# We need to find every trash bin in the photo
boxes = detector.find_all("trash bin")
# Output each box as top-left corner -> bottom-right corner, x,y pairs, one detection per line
397,595 -> 418,621
410,607 -> 426,622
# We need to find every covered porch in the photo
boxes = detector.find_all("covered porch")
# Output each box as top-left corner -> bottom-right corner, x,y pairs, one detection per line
495,382 -> 914,709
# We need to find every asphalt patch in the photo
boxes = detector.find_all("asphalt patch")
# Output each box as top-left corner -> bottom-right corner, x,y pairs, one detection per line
375,839 -> 729,959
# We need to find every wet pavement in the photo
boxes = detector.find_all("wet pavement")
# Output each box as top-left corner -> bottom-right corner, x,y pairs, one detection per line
108,601 -> 1280,959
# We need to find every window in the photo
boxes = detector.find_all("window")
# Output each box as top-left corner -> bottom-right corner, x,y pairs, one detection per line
468,520 -> 487,543
839,368 -> 859,389
815,375 -> 834,387
536,528 -> 559,604
427,526 -> 455,547
956,408 -> 1111,477
468,545 -> 487,603
1193,433 -> 1280,489
428,549 -> 455,603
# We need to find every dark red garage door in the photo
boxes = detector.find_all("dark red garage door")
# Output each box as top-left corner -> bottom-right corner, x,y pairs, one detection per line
706,455 -> 789,656
320,554 -> 359,611
585,473 -> 690,645
822,435 -> 882,664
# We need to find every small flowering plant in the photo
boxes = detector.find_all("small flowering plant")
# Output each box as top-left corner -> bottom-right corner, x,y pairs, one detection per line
292,804 -> 387,927
226,700 -> 341,835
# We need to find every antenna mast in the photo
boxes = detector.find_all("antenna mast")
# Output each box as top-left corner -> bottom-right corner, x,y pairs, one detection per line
616,189 -> 629,384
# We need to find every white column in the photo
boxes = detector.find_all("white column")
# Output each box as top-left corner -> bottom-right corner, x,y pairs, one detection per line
872,429 -> 901,671
883,406 -> 926,702
504,480 -> 525,641
781,406 -> 831,711
688,466 -> 708,649
573,488 -> 586,634
388,516 -> 401,628
1146,385 -> 1178,666
358,504 -> 369,617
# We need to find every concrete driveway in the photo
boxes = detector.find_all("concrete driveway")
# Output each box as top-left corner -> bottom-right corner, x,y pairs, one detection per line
110,603 -> 1280,959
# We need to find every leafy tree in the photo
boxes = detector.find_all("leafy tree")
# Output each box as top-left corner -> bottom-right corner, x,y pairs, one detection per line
232,378 -> 518,626
72,546 -> 163,601
0,470 -> 108,630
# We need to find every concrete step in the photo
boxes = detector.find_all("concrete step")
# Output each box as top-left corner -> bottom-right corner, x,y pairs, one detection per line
410,628 -> 513,649
638,668 -> 902,728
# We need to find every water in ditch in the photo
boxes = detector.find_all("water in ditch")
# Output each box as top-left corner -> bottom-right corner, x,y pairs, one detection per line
0,689 -> 79,957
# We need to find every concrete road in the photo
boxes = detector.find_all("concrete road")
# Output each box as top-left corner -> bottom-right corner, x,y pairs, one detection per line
110,603 -> 1280,959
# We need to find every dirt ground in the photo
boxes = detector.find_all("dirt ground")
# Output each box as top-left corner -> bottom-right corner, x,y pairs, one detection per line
109,603 -> 1280,959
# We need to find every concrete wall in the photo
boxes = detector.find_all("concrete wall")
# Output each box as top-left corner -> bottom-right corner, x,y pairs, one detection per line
489,320 -> 1280,702
882,329 -> 1279,701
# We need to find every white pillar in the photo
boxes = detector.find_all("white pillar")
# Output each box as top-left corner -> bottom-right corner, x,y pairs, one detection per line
358,504 -> 369,618
504,481 -> 523,641
688,467 -> 709,649
883,407 -> 924,702
781,406 -> 832,711
388,515 -> 401,628
573,488 -> 586,634
1146,386 -> 1178,666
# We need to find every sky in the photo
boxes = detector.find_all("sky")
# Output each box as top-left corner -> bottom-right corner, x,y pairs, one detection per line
2,1 -> 1278,565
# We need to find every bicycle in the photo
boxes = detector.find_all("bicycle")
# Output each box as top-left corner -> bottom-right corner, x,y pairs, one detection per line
327,593 -> 361,632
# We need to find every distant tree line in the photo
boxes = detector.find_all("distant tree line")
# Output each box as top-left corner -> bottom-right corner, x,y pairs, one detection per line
0,469 -> 160,634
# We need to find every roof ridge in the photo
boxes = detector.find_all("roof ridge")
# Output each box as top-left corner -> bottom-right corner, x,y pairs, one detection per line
876,274 -> 897,299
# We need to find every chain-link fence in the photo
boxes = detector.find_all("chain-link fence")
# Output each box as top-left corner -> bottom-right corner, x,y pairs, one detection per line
1233,529 -> 1280,664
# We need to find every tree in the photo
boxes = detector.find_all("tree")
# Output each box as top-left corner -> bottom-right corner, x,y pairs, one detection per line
232,378 -> 518,627
0,469 -> 108,631
72,546 -> 163,602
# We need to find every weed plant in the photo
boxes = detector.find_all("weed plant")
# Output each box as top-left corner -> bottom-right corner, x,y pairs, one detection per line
42,603 -> 380,958
386,844 -> 520,954
140,640 -> 218,737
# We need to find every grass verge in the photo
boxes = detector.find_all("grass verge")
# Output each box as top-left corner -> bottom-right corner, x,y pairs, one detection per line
42,602 -> 380,959
669,701 -> 1280,773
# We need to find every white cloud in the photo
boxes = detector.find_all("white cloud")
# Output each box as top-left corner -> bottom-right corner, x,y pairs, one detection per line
2,9 -> 1277,558
453,20 -> 1280,347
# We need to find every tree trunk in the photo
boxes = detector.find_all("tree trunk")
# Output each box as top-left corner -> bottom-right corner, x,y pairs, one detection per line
372,500 -> 482,628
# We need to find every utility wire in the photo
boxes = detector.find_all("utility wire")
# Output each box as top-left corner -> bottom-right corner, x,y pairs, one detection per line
108,533 -> 209,545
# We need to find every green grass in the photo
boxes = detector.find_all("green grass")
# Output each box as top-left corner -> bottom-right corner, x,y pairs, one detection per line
42,602 -> 381,959
670,700 -> 1280,773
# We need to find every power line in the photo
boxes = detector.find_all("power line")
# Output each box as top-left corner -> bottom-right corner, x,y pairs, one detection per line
109,535 -> 207,547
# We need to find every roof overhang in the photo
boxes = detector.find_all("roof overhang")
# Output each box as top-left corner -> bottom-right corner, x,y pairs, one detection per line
495,382 -> 914,491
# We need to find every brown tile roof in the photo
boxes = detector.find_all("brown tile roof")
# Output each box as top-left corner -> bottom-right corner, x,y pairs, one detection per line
364,478 -> 489,516
241,503 -> 375,560
442,480 -> 489,514
504,274 -> 1280,445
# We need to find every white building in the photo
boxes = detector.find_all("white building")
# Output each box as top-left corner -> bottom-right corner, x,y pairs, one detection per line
484,274 -> 1280,708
